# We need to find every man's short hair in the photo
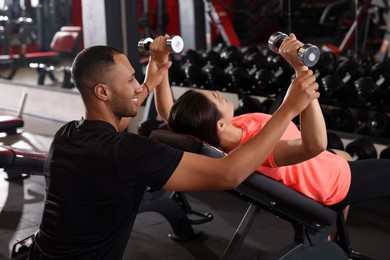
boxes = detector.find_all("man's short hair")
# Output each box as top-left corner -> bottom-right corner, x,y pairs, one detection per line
71,45 -> 123,97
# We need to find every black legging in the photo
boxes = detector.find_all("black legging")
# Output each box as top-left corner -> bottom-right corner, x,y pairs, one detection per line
331,159 -> 390,209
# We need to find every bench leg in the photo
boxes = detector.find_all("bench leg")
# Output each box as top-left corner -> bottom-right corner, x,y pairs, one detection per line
138,190 -> 203,241
222,203 -> 261,260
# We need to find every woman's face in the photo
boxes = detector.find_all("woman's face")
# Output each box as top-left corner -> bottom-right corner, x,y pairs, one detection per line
199,90 -> 235,121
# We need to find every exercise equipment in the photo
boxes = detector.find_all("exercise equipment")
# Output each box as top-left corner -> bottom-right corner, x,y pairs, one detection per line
320,58 -> 365,104
220,45 -> 243,68
201,49 -> 223,67
321,0 -> 385,55
327,108 -> 355,133
370,61 -> 390,106
168,57 -> 186,86
234,95 -> 263,116
313,51 -> 338,80
149,129 -> 383,259
202,63 -> 229,91
18,26 -> 82,86
242,45 -> 267,73
181,61 -> 208,88
327,132 -> 345,151
345,136 -> 378,160
336,59 -> 365,87
352,76 -> 384,107
380,145 -> 390,159
268,31 -> 320,67
0,92 -> 27,135
366,112 -> 390,138
327,133 -> 378,160
202,0 -> 241,50
0,144 -> 46,180
253,68 -> 279,97
138,35 -> 184,54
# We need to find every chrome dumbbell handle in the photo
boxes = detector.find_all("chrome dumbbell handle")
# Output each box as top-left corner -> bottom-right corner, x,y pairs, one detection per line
268,32 -> 320,67
138,35 -> 184,54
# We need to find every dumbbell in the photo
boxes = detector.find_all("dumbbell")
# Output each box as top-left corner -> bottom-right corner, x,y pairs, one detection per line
268,31 -> 320,67
380,145 -> 390,159
336,59 -> 365,87
327,132 -> 345,151
321,59 -> 365,104
220,45 -> 243,68
366,112 -> 390,138
312,51 -> 338,80
370,61 -> 390,103
327,108 -> 355,133
345,137 -> 377,160
327,133 -> 377,160
138,35 -> 184,54
352,76 -> 384,106
234,95 -> 263,116
201,63 -> 229,91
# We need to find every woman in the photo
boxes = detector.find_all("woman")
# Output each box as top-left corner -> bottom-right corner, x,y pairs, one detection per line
155,34 -> 390,209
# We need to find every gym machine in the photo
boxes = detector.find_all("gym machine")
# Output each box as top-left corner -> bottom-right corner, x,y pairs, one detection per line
0,92 -> 27,135
178,0 -> 240,51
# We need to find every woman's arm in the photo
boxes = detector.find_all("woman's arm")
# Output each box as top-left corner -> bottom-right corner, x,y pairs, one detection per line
164,70 -> 319,191
272,34 -> 327,166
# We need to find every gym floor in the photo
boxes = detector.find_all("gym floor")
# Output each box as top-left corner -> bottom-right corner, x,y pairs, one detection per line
0,108 -> 389,260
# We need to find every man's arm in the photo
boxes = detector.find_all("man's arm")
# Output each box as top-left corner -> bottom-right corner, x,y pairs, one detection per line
164,70 -> 319,191
154,71 -> 174,122
118,36 -> 173,130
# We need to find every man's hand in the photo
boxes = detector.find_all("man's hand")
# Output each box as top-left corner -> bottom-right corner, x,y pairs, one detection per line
149,35 -> 171,67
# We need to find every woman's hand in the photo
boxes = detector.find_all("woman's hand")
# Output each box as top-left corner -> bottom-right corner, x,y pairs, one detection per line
278,33 -> 308,76
281,69 -> 319,117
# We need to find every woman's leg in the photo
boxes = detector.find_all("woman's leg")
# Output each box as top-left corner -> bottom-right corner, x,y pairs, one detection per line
334,159 -> 390,208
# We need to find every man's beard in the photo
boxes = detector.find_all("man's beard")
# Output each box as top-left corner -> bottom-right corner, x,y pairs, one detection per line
112,93 -> 137,118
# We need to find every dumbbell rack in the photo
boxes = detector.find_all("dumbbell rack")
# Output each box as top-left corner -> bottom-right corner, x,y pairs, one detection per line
168,47 -> 390,148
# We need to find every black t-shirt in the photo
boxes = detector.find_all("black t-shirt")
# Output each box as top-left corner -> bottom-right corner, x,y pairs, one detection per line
29,119 -> 183,259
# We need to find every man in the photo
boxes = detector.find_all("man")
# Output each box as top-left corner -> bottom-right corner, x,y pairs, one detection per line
28,36 -> 319,259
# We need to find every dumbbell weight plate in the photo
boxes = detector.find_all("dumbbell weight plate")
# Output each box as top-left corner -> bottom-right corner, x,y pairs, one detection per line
268,32 -> 286,53
380,146 -> 390,159
336,59 -> 365,86
297,44 -> 320,67
166,35 -> 184,53
367,112 -> 390,138
353,77 -> 383,106
345,137 -> 377,160
327,132 -> 344,151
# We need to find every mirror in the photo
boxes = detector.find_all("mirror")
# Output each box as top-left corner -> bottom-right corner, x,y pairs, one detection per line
0,0 -> 79,90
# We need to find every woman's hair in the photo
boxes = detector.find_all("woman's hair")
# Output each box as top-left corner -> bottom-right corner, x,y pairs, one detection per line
168,89 -> 222,147
71,45 -> 123,97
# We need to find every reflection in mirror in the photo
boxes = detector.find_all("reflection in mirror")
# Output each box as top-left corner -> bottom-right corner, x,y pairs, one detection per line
0,0 -> 80,91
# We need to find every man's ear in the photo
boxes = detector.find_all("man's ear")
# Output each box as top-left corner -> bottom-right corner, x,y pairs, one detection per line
93,84 -> 110,101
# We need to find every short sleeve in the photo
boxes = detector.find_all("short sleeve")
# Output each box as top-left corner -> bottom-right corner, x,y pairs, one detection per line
115,134 -> 183,191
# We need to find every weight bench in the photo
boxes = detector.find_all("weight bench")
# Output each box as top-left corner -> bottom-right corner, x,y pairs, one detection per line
26,26 -> 82,88
0,92 -> 27,135
149,129 -> 374,260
